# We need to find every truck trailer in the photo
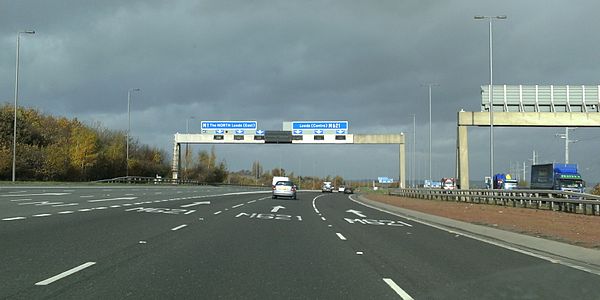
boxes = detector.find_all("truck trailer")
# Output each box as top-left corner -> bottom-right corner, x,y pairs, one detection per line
530,163 -> 585,193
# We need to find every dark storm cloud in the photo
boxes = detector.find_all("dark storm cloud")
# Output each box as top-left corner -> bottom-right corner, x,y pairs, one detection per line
1,0 -> 599,182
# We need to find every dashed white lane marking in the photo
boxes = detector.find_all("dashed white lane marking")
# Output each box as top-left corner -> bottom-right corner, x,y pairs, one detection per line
58,211 -> 75,214
184,210 -> 196,215
109,205 -> 121,208
356,251 -> 364,255
321,217 -> 327,221
78,209 -> 92,212
214,211 -> 222,215
33,214 -> 52,217
2,217 -> 26,221
52,203 -> 79,207
88,197 -> 138,203
383,278 -> 414,300
232,203 -> 244,208
171,224 -> 187,231
10,198 -> 32,202
247,200 -> 257,203
35,262 -> 96,286
336,233 -> 347,241
80,195 -> 94,198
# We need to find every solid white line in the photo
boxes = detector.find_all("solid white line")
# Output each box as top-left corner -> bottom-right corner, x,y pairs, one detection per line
232,203 -> 244,208
336,233 -> 347,241
214,211 -> 222,215
33,214 -> 51,217
353,196 -> 600,277
88,197 -> 137,203
311,194 -> 328,215
180,201 -> 210,208
383,278 -> 414,300
171,224 -> 187,231
2,217 -> 26,221
35,262 -> 96,286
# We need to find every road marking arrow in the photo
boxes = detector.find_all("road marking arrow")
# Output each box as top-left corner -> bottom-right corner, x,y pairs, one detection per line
271,206 -> 286,213
180,201 -> 211,208
346,209 -> 366,218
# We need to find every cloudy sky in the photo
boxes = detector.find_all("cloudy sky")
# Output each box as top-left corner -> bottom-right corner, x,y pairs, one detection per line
1,0 -> 600,185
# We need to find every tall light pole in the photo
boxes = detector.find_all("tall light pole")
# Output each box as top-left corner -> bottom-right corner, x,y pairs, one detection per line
126,88 -> 141,177
185,116 -> 195,179
411,114 -> 416,187
422,83 -> 438,183
475,15 -> 506,186
556,127 -> 577,163
12,30 -> 35,182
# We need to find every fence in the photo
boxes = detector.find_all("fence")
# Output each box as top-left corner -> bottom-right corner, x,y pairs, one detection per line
94,176 -> 265,188
389,188 -> 600,216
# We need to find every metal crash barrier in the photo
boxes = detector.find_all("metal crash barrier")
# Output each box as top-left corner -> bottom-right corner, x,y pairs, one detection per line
389,188 -> 600,216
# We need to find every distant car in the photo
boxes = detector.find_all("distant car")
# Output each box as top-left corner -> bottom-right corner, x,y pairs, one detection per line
343,187 -> 354,194
321,182 -> 333,193
272,181 -> 297,199
338,186 -> 346,192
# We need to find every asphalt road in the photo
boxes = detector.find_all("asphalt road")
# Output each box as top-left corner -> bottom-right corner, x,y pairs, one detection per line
1,185 -> 599,299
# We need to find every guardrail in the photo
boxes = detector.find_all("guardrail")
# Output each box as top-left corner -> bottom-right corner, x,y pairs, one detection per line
93,176 -> 266,188
389,188 -> 600,216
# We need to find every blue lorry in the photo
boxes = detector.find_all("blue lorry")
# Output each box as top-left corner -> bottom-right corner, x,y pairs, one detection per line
493,173 -> 518,190
530,163 -> 585,193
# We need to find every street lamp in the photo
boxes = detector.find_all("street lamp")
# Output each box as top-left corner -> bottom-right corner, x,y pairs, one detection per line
185,116 -> 195,179
474,15 -> 506,186
12,30 -> 35,182
126,88 -> 141,177
421,83 -> 438,184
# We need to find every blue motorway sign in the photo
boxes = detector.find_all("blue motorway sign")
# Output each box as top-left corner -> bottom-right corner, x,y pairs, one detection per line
291,121 -> 348,130
378,177 -> 394,184
201,121 -> 257,130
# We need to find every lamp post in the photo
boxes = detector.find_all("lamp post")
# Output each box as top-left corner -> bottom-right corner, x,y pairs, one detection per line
421,83 -> 438,183
475,15 -> 506,186
410,114 -> 416,187
185,116 -> 195,179
126,88 -> 141,177
12,30 -> 35,182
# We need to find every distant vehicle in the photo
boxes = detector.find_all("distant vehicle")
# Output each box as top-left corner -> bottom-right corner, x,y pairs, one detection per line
531,163 -> 585,193
441,178 -> 456,190
343,186 -> 354,194
493,173 -> 518,190
321,182 -> 333,193
272,181 -> 297,199
424,180 -> 442,188
272,176 -> 290,187
338,185 -> 346,192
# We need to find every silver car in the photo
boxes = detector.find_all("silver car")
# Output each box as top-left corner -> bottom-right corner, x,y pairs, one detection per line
272,181 -> 297,199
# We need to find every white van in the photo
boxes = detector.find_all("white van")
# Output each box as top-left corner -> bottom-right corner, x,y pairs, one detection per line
272,176 -> 290,187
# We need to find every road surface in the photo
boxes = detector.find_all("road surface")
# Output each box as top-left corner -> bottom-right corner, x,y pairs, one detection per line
1,185 -> 598,299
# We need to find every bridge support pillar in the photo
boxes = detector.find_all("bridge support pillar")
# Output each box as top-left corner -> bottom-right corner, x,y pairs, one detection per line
172,140 -> 180,180
457,124 -> 469,190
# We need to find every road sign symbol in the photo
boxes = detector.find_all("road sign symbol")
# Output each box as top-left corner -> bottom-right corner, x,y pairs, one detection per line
336,129 -> 347,134
215,129 -> 225,134
293,129 -> 303,135
314,129 -> 324,134
255,130 -> 265,135
235,129 -> 245,134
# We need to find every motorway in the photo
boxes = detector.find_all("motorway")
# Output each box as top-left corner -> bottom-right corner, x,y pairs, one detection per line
1,185 -> 599,299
